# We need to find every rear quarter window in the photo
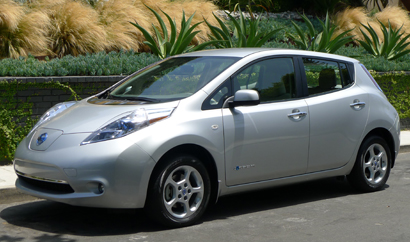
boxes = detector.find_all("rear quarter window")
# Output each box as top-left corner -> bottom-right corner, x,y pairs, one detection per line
360,64 -> 383,93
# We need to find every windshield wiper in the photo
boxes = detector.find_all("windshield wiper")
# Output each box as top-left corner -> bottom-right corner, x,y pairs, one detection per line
109,95 -> 160,103
124,97 -> 160,103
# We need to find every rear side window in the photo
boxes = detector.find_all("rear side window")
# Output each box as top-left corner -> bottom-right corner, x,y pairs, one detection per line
302,58 -> 353,96
340,63 -> 353,87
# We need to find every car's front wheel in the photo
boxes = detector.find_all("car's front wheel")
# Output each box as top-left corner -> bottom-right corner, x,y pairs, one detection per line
348,136 -> 391,192
146,154 -> 211,227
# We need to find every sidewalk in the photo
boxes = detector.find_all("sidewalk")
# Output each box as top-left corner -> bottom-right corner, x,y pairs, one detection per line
0,165 -> 16,189
1,131 -> 410,191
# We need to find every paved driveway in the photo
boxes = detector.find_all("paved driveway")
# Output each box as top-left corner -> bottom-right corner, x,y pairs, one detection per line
1,153 -> 410,242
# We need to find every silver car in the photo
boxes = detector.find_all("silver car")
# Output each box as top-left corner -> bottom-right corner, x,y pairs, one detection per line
14,49 -> 400,227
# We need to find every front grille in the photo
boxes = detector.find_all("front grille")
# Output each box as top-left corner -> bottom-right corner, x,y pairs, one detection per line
18,175 -> 75,194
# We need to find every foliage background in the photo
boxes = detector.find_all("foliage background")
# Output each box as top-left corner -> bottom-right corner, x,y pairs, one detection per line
2,0 -> 410,164
0,81 -> 80,163
374,73 -> 410,120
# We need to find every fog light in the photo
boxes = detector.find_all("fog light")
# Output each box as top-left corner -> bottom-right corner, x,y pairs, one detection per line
98,183 -> 105,194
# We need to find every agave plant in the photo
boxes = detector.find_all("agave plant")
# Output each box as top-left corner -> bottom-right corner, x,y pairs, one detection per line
358,20 -> 410,61
287,12 -> 354,54
204,5 -> 283,48
130,5 -> 219,59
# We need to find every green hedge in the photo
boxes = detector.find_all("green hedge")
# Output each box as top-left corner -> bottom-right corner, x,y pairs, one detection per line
374,72 -> 410,120
2,46 -> 410,77
0,51 -> 160,77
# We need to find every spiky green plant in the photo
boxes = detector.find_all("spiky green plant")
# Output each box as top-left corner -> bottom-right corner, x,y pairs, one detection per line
130,5 -> 219,59
287,12 -> 354,53
358,20 -> 410,60
204,5 -> 283,48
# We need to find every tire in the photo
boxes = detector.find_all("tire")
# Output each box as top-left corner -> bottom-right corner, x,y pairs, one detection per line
347,136 -> 391,192
145,154 -> 211,227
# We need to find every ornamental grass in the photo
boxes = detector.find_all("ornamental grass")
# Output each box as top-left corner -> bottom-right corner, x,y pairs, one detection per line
374,6 -> 410,34
96,0 -> 149,52
140,0 -> 219,45
334,6 -> 410,43
49,0 -> 108,57
0,0 -> 220,59
0,0 -> 50,58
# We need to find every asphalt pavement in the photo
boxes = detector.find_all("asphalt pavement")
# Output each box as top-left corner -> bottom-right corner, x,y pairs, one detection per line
2,152 -> 410,242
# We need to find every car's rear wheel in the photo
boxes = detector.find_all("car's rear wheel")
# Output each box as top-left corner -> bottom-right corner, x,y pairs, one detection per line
348,136 -> 391,192
146,154 -> 211,227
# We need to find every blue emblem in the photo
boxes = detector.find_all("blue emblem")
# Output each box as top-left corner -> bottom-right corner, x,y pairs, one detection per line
36,133 -> 48,146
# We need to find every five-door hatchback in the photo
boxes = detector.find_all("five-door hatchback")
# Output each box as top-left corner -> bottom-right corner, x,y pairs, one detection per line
14,49 -> 400,227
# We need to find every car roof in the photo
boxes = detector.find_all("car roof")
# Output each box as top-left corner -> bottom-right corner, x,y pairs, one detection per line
179,48 -> 359,63
180,48 -> 272,57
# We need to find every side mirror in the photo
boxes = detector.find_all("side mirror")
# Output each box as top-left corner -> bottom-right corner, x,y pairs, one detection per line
229,90 -> 260,108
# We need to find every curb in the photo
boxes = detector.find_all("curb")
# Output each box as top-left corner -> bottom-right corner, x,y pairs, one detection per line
400,145 -> 410,154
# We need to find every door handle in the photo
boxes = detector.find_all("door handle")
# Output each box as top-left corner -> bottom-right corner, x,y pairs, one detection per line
350,102 -> 365,107
288,109 -> 307,120
350,100 -> 366,110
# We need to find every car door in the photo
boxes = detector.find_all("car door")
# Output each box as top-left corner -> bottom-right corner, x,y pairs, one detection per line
301,57 -> 369,172
221,57 -> 310,186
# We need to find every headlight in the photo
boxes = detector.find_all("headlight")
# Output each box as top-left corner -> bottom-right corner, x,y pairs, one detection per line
30,101 -> 77,133
81,107 -> 174,145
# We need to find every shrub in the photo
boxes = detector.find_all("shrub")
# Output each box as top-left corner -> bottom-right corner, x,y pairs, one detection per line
374,6 -> 410,35
205,5 -> 283,48
131,6 -> 218,59
261,41 -> 296,49
134,0 -> 219,46
96,0 -> 149,52
49,0 -> 108,57
374,72 -> 410,120
1,0 -> 222,58
287,12 -> 354,53
212,0 -> 273,12
333,7 -> 375,43
0,0 -> 51,58
358,20 -> 410,60
333,6 -> 410,44
0,80 -> 80,164
0,51 -> 160,77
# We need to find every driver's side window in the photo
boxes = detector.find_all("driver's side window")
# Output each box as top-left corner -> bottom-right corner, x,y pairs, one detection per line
233,58 -> 296,103
202,57 -> 297,110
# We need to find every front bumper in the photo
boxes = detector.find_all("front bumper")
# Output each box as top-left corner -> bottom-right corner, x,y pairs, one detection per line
14,132 -> 156,208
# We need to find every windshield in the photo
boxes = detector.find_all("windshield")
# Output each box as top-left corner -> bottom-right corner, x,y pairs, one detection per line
107,56 -> 239,102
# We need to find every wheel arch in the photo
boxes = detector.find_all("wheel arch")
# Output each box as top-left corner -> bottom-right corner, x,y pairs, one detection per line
147,144 -> 220,206
361,128 -> 396,167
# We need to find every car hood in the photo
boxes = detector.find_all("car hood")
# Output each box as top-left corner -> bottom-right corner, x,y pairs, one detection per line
38,98 -> 180,134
